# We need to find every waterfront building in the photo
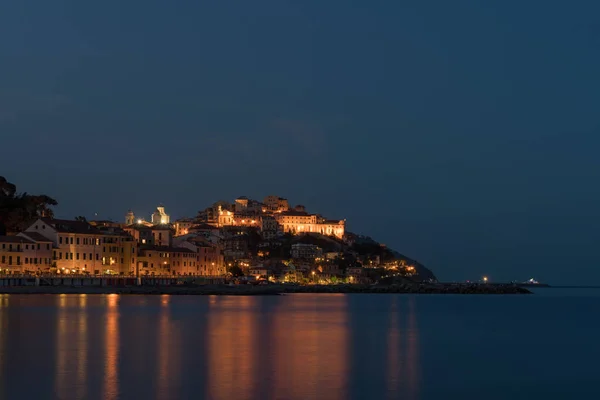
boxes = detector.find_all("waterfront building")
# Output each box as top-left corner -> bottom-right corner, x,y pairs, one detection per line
175,236 -> 225,276
24,218 -> 136,275
136,245 -> 197,276
0,234 -> 53,274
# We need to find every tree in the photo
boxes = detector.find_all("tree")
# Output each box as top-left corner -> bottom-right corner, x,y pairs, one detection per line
228,265 -> 244,277
0,176 -> 58,234
75,216 -> 87,222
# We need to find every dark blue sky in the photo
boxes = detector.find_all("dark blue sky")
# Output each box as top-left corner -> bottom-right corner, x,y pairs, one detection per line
2,0 -> 599,284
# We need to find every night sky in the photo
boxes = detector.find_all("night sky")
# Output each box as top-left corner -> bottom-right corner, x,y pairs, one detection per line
2,0 -> 599,284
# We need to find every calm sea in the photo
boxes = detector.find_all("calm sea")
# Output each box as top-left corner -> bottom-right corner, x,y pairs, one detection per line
0,289 -> 599,400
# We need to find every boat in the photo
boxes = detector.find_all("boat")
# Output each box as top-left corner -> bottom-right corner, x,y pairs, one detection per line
515,278 -> 550,288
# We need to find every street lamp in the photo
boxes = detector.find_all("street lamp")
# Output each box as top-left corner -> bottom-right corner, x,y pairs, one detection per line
483,276 -> 488,283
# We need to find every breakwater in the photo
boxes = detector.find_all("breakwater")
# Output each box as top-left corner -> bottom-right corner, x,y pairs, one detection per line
0,277 -> 531,295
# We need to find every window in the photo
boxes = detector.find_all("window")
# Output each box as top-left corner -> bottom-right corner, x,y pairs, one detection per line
47,244 -> 50,250
1,256 -> 4,263
8,256 -> 12,265
34,258 -> 37,264
16,256 -> 20,265
8,244 -> 12,251
121,258 -> 124,264
37,243 -> 40,250
25,258 -> 29,264
76,238 -> 80,245
96,254 -> 99,261
59,252 -> 63,260
89,253 -> 92,260
59,237 -> 63,244
83,253 -> 86,260
42,225 -> 45,229
70,237 -> 73,244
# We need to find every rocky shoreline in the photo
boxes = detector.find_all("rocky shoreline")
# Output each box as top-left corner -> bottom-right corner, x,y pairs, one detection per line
0,283 -> 532,295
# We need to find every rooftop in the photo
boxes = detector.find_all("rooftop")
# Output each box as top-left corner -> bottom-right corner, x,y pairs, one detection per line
190,223 -> 218,230
17,232 -> 52,242
0,235 -> 34,244
139,245 -> 196,253
41,218 -> 101,234
280,210 -> 311,217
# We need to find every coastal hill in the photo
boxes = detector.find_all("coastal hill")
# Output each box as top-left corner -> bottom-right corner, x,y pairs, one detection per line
266,231 -> 436,282
1,175 -> 437,281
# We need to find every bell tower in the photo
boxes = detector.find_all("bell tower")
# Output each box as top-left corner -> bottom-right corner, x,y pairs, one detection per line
125,210 -> 135,225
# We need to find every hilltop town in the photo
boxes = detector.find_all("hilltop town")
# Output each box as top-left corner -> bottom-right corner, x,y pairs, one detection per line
0,178 -> 435,283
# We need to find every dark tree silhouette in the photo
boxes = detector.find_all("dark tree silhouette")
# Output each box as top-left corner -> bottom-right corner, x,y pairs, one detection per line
228,265 -> 244,277
0,176 -> 58,234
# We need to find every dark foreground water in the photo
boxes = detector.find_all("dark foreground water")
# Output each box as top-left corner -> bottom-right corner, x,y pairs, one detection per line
0,290 -> 599,400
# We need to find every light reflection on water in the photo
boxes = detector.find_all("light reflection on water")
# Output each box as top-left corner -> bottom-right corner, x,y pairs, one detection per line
4,292 -> 599,400
0,294 -> 421,400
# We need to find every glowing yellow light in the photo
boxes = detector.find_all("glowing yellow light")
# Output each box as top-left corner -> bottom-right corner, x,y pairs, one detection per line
137,219 -> 142,224
483,276 -> 488,283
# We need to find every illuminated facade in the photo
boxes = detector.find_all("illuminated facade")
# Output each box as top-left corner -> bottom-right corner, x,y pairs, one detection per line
136,246 -> 197,276
25,218 -> 136,274
176,237 -> 226,276
152,206 -> 170,225
0,234 -> 53,273
274,211 -> 345,239
174,219 -> 194,236
263,195 -> 289,213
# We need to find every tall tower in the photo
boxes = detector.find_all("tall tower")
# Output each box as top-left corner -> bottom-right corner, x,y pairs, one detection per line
125,210 -> 135,225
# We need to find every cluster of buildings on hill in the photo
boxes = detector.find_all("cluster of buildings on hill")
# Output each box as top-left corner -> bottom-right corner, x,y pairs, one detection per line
197,195 -> 346,239
0,195 -> 350,279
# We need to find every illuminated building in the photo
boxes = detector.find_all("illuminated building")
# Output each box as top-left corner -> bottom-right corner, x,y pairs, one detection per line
25,218 -> 136,274
125,210 -> 135,225
263,195 -> 290,213
274,211 -> 345,239
0,234 -> 53,273
151,205 -> 170,225
173,218 -> 194,236
136,246 -> 197,276
175,235 -> 225,276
